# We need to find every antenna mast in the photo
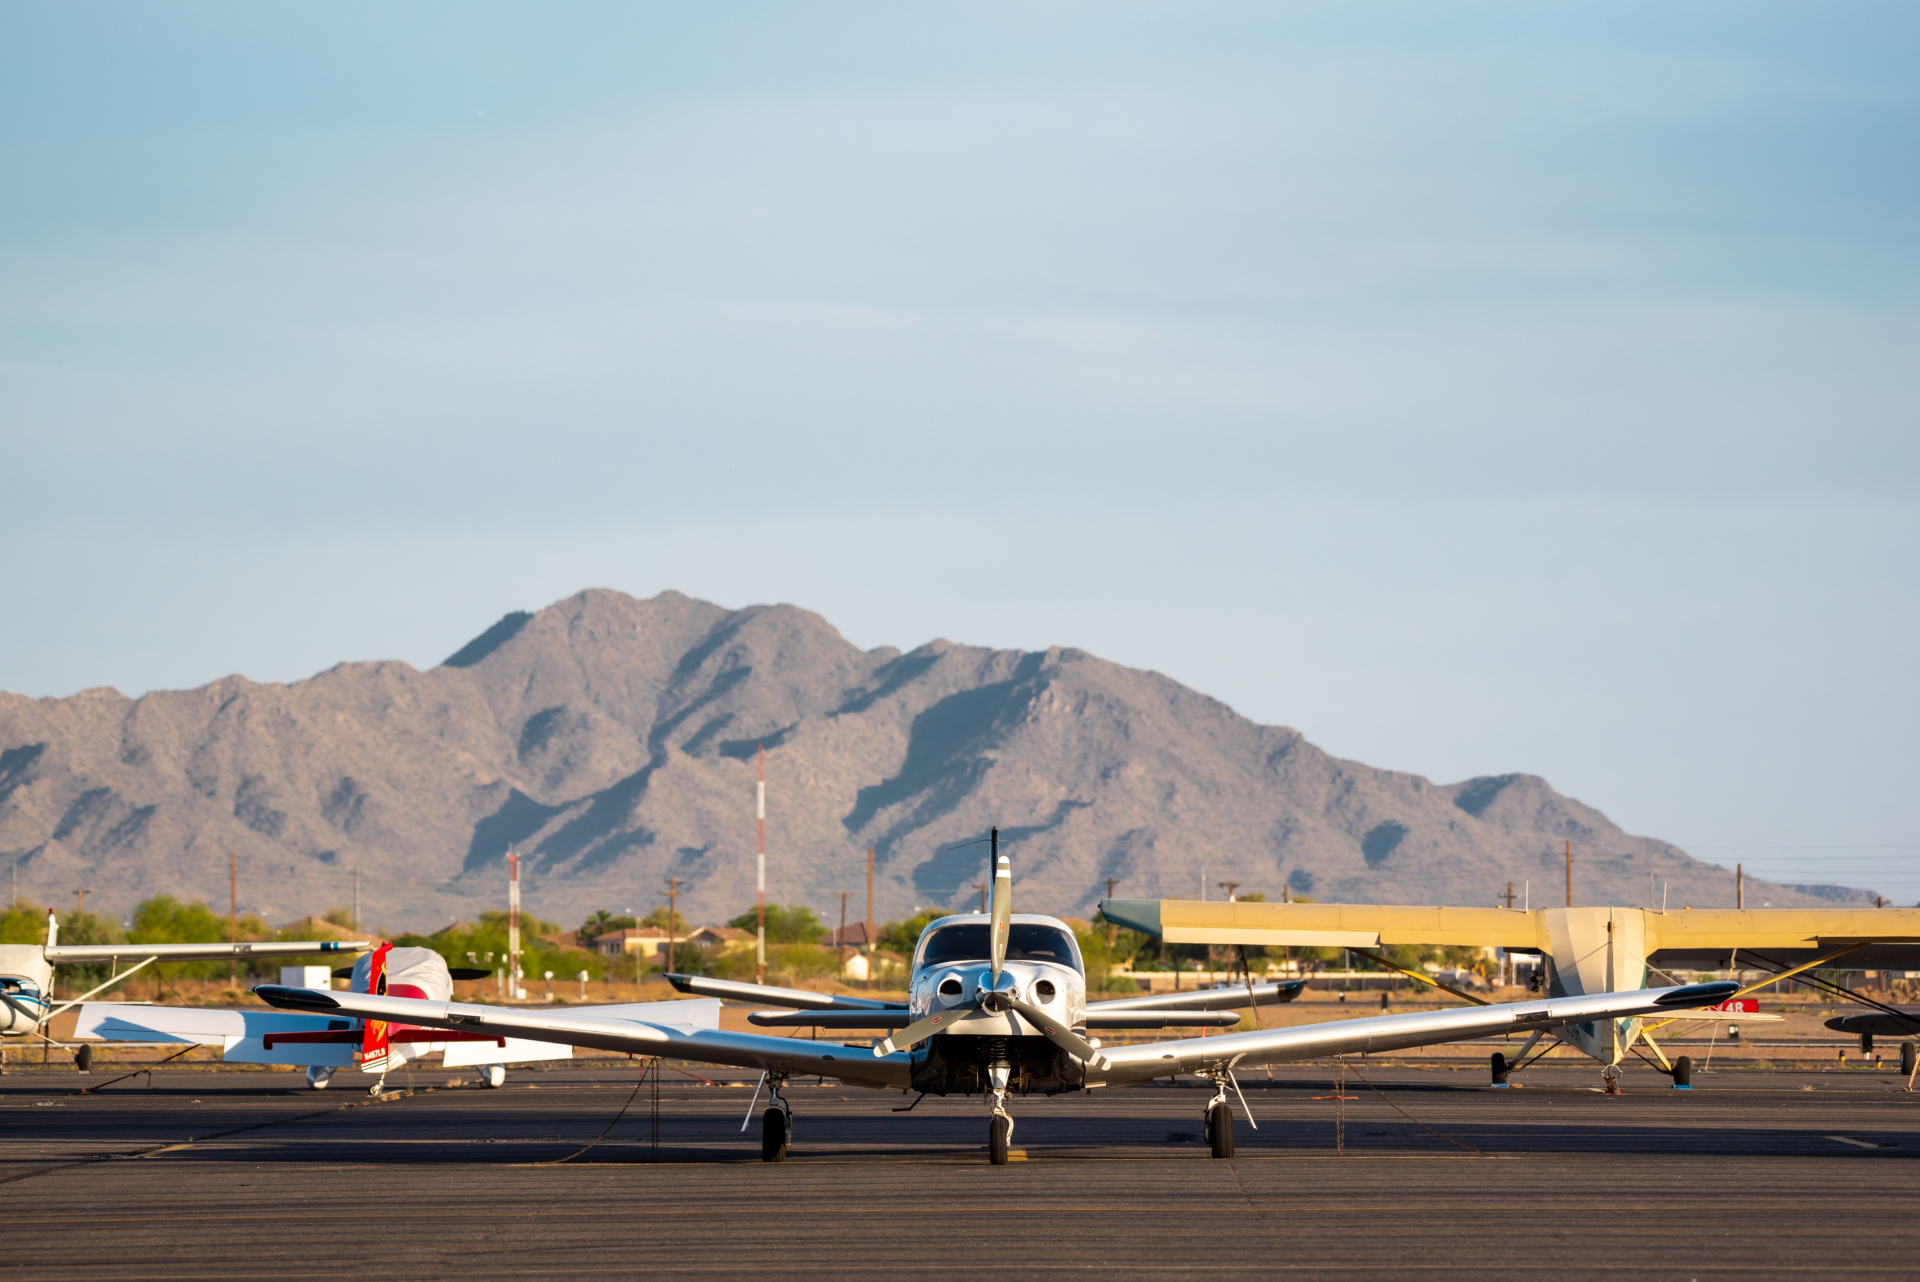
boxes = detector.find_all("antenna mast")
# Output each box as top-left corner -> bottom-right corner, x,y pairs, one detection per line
756,744 -> 767,986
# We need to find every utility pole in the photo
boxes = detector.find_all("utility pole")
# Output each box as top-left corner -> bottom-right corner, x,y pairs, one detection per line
1565,840 -> 1572,908
1219,881 -> 1240,903
865,845 -> 874,990
665,876 -> 681,974
972,881 -> 987,913
229,851 -> 239,986
74,888 -> 91,916
1505,880 -> 1514,910
835,891 -> 851,977
756,744 -> 767,986
1736,862 -> 1744,910
353,866 -> 361,934
507,851 -> 522,999
1105,877 -> 1118,946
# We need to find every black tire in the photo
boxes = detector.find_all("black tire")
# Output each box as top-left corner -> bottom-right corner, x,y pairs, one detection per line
1490,1051 -> 1508,1086
761,1107 -> 789,1163
1672,1055 -> 1692,1088
1903,1042 -> 1917,1076
989,1113 -> 1011,1165
1209,1103 -> 1234,1159
75,1044 -> 93,1073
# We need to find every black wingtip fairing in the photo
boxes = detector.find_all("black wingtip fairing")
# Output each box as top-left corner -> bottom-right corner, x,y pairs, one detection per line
1652,980 -> 1741,1008
252,984 -> 343,1012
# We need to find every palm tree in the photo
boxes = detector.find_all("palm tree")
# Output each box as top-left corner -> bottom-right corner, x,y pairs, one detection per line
577,910 -> 617,947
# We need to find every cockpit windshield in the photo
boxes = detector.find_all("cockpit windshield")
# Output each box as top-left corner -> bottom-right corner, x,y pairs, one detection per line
917,923 -> 1083,973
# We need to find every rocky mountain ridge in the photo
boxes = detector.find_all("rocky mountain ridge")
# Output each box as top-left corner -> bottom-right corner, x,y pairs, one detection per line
0,589 -> 1858,932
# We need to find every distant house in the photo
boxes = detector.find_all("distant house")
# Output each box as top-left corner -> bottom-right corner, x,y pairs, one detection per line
685,926 -> 754,953
843,950 -> 904,983
827,923 -> 875,949
593,927 -> 684,959
434,921 -> 478,938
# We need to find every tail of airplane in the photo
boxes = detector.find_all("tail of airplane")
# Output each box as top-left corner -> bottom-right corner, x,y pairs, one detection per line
358,942 -> 394,1072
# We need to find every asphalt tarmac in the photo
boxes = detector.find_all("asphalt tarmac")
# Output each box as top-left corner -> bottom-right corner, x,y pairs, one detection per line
3,1058 -> 1915,1279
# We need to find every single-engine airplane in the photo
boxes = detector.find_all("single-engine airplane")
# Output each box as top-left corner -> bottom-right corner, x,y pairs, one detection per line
255,831 -> 1738,1163
1099,896 -> 1920,1087
1,910 -> 370,1058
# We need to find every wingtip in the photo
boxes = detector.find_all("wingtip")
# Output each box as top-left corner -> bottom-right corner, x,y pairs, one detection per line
253,984 -> 342,1012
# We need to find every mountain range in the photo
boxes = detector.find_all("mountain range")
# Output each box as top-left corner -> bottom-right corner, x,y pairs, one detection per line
0,589 -> 1871,933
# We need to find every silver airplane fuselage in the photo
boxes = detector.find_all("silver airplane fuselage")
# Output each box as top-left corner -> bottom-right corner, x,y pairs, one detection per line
904,912 -> 1090,1097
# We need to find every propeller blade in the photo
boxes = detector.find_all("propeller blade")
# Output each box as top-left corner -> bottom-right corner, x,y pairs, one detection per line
988,830 -> 1011,979
874,1002 -> 978,1055
1005,997 -> 1109,1070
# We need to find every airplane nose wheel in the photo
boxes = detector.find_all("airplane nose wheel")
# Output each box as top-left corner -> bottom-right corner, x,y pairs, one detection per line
989,1112 -> 1013,1165
1205,1075 -> 1235,1158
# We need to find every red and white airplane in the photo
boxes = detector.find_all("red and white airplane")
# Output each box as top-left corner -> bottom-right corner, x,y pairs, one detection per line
78,942 -> 719,1090
253,833 -> 1737,1162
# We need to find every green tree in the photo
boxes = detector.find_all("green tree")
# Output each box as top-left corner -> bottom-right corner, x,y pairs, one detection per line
577,910 -> 634,946
728,904 -> 826,945
640,906 -> 688,933
879,910 -> 943,956
0,899 -> 48,946
41,906 -> 128,993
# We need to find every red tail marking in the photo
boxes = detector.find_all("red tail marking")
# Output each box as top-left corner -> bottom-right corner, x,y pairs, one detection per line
359,942 -> 394,1069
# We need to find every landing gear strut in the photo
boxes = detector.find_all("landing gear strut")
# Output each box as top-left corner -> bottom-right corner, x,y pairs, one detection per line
986,1053 -> 1015,1165
760,1075 -> 793,1162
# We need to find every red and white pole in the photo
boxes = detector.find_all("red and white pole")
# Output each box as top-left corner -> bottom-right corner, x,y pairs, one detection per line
508,851 -> 521,1000
756,744 -> 767,986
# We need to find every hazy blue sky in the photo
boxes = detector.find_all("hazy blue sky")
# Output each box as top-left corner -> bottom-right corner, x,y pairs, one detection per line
3,3 -> 1916,897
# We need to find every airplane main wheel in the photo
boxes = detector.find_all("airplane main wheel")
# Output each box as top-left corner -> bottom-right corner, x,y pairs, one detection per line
1672,1056 -> 1692,1089
989,1113 -> 1011,1165
1208,1103 -> 1234,1159
75,1044 -> 93,1073
762,1107 -> 790,1163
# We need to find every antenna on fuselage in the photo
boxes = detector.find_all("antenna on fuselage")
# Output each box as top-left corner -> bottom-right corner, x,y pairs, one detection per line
988,827 -> 1012,980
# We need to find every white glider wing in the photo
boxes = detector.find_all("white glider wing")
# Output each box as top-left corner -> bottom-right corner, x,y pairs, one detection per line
1092,981 -> 1740,1086
47,940 -> 371,963
254,985 -> 914,1089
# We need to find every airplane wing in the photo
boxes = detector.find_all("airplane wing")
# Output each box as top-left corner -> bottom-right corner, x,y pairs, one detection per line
254,985 -> 914,1089
1825,1009 -> 1920,1037
743,1008 -> 1242,1030
47,939 -> 371,963
1089,980 -> 1308,1013
1090,981 -> 1741,1086
663,972 -> 905,1011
